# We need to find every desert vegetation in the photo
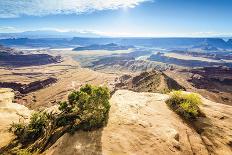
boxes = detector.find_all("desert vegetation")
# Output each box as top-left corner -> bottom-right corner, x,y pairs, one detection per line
0,84 -> 110,155
166,91 -> 204,120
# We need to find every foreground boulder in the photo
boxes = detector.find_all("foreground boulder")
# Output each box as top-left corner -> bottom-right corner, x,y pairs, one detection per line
45,90 -> 232,155
0,88 -> 31,147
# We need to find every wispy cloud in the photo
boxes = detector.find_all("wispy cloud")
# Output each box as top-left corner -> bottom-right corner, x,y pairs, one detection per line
182,32 -> 232,38
0,0 -> 150,18
0,26 -> 17,32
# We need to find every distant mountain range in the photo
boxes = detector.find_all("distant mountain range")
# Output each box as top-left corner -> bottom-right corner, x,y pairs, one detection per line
0,36 -> 232,49
0,30 -> 102,39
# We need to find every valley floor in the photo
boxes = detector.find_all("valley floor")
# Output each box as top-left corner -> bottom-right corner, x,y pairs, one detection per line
0,56 -> 117,109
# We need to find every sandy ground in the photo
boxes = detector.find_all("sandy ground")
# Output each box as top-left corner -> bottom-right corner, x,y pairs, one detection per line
45,90 -> 232,155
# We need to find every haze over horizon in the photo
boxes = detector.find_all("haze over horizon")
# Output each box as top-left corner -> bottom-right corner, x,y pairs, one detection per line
0,0 -> 232,37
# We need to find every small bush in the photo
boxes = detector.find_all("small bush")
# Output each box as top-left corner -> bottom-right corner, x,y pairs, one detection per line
63,84 -> 111,130
8,84 -> 111,154
10,112 -> 49,143
166,91 -> 204,120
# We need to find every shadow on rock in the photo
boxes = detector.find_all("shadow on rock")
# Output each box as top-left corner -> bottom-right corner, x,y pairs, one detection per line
47,128 -> 103,155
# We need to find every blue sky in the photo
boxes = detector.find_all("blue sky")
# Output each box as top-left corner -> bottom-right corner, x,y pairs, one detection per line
0,0 -> 232,37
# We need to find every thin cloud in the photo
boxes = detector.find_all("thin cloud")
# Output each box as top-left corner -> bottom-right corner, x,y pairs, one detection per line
0,26 -> 16,32
0,0 -> 151,18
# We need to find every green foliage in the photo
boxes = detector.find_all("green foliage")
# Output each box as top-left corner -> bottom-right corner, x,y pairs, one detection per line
29,112 -> 48,132
15,149 -> 33,155
58,101 -> 69,112
8,84 -> 111,154
160,88 -> 170,94
62,84 -> 111,130
10,112 -> 49,143
10,122 -> 25,137
166,91 -> 203,120
12,148 -> 39,155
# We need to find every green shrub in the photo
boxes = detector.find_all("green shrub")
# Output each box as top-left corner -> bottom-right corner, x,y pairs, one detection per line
62,84 -> 111,130
166,91 -> 204,120
8,84 -> 111,153
9,122 -> 25,137
10,112 -> 49,143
